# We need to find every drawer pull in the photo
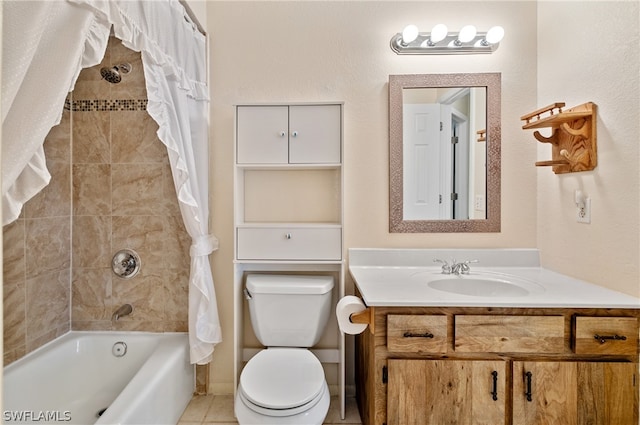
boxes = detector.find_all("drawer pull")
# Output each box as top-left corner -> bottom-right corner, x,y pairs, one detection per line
525,371 -> 533,402
491,371 -> 498,401
285,233 -> 292,239
403,331 -> 434,339
594,334 -> 627,344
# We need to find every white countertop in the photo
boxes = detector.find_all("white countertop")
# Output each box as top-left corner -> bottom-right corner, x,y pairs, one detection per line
348,248 -> 640,309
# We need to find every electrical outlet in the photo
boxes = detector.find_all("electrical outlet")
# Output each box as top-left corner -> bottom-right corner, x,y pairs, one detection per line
474,195 -> 485,211
577,197 -> 591,223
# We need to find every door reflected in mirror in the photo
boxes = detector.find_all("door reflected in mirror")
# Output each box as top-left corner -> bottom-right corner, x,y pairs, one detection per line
389,73 -> 500,233
403,87 -> 486,220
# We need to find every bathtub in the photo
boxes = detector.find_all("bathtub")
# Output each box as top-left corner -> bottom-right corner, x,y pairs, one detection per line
3,332 -> 194,425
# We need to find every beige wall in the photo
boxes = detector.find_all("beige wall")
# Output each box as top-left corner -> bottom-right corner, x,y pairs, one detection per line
536,2 -> 640,297
208,1 -> 539,392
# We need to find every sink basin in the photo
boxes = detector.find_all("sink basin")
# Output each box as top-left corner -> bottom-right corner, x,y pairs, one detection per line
423,273 -> 544,297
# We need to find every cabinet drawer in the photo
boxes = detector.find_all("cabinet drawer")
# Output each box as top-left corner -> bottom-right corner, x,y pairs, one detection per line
237,227 -> 341,260
574,317 -> 638,355
455,315 -> 564,353
387,315 -> 447,353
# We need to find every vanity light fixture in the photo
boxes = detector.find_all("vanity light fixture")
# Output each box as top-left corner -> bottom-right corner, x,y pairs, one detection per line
390,24 -> 504,55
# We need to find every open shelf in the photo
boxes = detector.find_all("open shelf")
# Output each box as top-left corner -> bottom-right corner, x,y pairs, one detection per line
521,102 -> 597,174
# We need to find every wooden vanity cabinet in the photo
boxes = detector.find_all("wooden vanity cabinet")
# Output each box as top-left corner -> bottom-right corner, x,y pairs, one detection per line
355,307 -> 639,425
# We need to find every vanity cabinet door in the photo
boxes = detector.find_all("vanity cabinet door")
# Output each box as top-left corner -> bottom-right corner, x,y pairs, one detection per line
513,361 -> 638,425
387,359 -> 507,425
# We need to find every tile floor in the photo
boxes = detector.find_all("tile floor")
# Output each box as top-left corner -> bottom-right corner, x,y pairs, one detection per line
178,394 -> 362,425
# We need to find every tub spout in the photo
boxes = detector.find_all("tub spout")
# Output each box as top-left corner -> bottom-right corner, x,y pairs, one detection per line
112,304 -> 133,321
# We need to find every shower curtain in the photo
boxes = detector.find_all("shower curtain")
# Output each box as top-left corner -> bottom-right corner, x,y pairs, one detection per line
2,0 -> 221,365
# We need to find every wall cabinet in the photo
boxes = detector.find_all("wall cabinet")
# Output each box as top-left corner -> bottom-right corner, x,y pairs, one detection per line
234,103 -> 347,417
356,307 -> 639,425
237,104 -> 341,164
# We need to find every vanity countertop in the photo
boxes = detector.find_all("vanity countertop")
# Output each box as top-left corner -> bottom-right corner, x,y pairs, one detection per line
349,248 -> 640,309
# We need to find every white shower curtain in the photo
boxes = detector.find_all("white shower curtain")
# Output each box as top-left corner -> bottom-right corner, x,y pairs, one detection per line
2,1 -> 110,224
2,0 -> 221,364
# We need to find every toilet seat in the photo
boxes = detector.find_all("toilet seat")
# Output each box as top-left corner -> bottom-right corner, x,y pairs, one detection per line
239,348 -> 325,416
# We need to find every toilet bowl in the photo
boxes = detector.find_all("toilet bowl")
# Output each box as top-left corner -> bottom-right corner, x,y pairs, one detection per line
235,348 -> 330,424
235,274 -> 334,425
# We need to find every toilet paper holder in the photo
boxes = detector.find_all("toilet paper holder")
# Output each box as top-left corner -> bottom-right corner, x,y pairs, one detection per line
350,307 -> 375,334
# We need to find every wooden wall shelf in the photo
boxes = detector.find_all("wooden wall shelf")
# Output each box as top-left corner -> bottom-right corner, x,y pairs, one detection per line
521,102 -> 597,174
476,129 -> 486,143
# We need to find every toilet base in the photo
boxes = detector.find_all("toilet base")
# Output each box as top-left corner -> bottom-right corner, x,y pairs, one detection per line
234,380 -> 330,425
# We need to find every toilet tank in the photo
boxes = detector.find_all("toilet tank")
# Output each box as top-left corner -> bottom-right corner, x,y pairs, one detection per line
245,274 -> 334,347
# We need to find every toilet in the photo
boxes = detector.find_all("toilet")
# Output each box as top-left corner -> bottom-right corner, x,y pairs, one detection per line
235,274 -> 334,425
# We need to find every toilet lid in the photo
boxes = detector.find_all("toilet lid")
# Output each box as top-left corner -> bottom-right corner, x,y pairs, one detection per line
240,348 -> 325,410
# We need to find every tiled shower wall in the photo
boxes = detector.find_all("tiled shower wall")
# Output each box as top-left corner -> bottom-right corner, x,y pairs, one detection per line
70,38 -> 191,332
3,38 -> 191,363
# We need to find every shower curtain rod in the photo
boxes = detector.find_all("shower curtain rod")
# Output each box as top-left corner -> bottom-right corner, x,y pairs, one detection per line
179,0 -> 206,35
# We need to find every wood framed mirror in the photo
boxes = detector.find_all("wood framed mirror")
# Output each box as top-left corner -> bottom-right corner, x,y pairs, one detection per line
389,73 -> 501,233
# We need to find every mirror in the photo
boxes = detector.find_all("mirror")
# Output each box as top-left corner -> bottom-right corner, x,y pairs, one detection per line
389,73 -> 501,232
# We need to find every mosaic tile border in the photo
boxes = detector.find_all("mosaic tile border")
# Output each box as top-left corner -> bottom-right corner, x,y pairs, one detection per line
65,98 -> 148,112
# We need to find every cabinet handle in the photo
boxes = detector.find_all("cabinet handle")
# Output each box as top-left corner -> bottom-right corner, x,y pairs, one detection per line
525,371 -> 533,402
594,334 -> 627,344
279,131 -> 287,137
291,131 -> 298,137
491,371 -> 498,401
403,331 -> 434,339
285,233 -> 292,239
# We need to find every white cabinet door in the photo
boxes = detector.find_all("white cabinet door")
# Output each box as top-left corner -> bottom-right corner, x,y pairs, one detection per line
237,104 -> 341,165
289,105 -> 341,164
237,106 -> 289,163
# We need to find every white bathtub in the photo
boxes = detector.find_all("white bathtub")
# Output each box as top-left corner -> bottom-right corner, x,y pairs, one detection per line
3,331 -> 194,425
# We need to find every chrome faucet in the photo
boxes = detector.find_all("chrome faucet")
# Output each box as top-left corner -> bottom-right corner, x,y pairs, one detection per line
434,259 -> 452,274
112,304 -> 133,321
434,259 -> 478,275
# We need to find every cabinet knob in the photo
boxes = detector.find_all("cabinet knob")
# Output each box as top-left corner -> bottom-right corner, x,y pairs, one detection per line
279,131 -> 287,137
285,233 -> 292,239
291,131 -> 299,137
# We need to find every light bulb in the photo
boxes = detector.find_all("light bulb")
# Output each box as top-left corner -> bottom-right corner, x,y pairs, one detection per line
401,25 -> 419,45
457,25 -> 477,43
485,26 -> 505,44
429,24 -> 448,44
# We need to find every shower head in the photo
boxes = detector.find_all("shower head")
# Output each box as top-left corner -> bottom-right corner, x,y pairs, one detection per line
100,63 -> 132,84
